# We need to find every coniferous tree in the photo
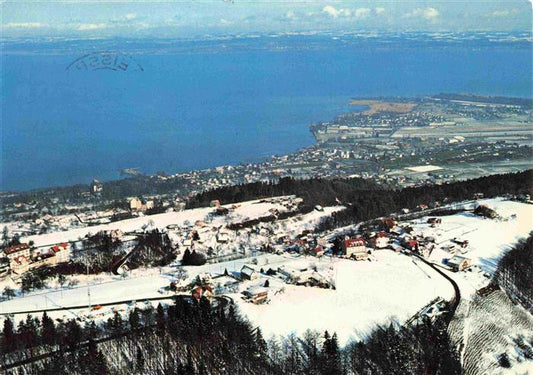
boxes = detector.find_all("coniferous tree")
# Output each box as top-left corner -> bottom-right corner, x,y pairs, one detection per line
156,303 -> 166,332
41,312 -> 56,346
1,317 -> 16,353
129,307 -> 141,331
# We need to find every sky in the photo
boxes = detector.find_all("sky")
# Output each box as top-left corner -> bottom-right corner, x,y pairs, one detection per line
1,0 -> 532,38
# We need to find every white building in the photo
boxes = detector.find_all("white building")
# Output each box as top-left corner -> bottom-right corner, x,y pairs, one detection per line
343,238 -> 368,260
50,243 -> 71,263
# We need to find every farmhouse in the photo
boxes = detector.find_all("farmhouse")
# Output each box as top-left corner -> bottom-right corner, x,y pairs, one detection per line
427,217 -> 442,226
448,255 -> 472,272
243,286 -> 269,304
129,197 -> 154,211
374,233 -> 389,249
452,238 -> 469,248
191,285 -> 214,302
241,265 -> 258,280
311,246 -> 324,257
381,218 -> 397,229
343,238 -> 368,260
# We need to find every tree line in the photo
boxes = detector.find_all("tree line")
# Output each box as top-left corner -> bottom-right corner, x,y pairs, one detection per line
186,171 -> 532,232
1,297 -> 460,374
493,232 -> 533,313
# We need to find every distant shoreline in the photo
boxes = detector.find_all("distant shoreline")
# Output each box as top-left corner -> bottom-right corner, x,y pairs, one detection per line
2,93 -> 531,195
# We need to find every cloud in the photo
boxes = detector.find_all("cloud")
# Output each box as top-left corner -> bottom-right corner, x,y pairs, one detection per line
124,13 -> 137,21
285,11 -> 297,21
375,7 -> 386,15
490,9 -> 519,17
407,7 -> 439,21
3,22 -> 48,28
355,8 -> 371,19
220,18 -> 233,25
322,5 -> 353,18
323,5 -> 341,18
77,23 -> 107,31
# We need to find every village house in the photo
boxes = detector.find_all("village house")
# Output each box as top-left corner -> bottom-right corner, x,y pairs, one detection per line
452,238 -> 469,248
242,286 -> 269,304
91,179 -> 103,194
191,285 -> 214,302
417,244 -> 433,258
214,206 -> 229,215
381,218 -> 397,230
216,231 -> 230,243
427,217 -> 442,226
374,233 -> 389,249
182,239 -> 193,249
129,197 -> 154,211
343,238 -> 368,260
311,245 -> 324,257
405,239 -> 419,252
448,255 -> 472,272
109,230 -> 124,239
241,265 -> 258,280
441,244 -> 457,254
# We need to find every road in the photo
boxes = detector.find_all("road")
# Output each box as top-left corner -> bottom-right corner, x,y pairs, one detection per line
0,293 -> 233,317
412,253 -> 461,322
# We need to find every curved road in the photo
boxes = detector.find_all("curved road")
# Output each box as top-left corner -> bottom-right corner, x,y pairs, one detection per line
412,253 -> 461,322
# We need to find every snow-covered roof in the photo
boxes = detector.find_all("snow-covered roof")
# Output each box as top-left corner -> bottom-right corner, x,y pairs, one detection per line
247,286 -> 268,295
241,265 -> 256,277
448,255 -> 470,266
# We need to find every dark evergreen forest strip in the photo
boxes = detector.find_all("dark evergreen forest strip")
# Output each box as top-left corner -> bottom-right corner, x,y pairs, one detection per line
1,298 -> 460,374
493,233 -> 533,313
187,170 -> 532,230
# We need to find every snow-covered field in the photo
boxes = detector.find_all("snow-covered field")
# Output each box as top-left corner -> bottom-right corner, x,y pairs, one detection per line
410,198 -> 532,299
236,251 -> 454,345
235,198 -> 532,345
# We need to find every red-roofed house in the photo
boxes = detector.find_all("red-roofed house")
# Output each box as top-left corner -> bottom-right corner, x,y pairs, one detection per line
375,233 -> 389,249
406,240 -> 419,251
191,285 -> 214,302
311,246 -> 324,257
381,218 -> 397,229
343,238 -> 368,260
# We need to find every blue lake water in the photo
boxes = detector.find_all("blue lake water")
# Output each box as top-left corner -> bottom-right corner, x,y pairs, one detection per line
1,34 -> 532,191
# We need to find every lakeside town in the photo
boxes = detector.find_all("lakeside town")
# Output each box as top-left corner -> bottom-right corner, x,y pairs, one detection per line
1,94 -> 531,228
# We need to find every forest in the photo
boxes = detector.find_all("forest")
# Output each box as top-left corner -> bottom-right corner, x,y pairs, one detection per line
1,297 -> 460,374
187,170 -> 532,231
493,232 -> 533,313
